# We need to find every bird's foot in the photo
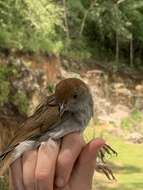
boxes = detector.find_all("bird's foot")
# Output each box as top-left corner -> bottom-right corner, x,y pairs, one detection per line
95,163 -> 116,180
98,144 -> 117,163
95,144 -> 117,180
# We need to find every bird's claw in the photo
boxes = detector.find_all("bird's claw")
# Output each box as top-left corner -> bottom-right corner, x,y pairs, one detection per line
103,144 -> 118,156
96,144 -> 117,180
95,163 -> 116,180
98,144 -> 117,162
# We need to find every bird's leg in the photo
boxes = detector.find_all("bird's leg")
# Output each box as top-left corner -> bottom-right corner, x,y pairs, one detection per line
95,144 -> 117,180
98,149 -> 106,163
103,144 -> 118,156
95,162 -> 116,180
98,144 -> 117,162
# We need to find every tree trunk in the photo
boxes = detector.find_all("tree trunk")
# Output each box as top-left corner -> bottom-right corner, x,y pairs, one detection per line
79,10 -> 89,37
79,0 -> 96,37
116,31 -> 119,66
63,0 -> 70,40
130,34 -> 133,67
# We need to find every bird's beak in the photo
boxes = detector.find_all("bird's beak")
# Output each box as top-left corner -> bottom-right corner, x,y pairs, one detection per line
59,102 -> 66,117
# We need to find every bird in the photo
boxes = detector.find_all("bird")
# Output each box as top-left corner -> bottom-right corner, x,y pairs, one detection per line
0,78 -> 117,179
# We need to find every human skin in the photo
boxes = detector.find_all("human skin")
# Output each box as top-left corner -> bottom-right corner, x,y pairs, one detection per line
10,133 -> 105,190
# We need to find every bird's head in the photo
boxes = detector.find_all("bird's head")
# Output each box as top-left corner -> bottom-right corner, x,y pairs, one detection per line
54,78 -> 93,117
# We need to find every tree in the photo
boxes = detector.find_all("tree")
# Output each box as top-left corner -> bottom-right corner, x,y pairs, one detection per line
0,0 -> 64,53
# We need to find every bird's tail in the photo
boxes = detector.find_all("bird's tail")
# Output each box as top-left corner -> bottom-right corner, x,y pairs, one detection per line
0,150 -> 14,176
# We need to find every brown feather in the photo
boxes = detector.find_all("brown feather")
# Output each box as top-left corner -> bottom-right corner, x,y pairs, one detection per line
0,94 -> 60,175
2,94 -> 60,152
0,152 -> 13,176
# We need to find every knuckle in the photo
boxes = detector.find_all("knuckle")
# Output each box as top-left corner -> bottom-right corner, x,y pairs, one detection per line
35,172 -> 49,181
57,151 -> 74,173
58,155 -> 71,168
66,133 -> 85,147
74,134 -> 85,146
57,135 -> 85,169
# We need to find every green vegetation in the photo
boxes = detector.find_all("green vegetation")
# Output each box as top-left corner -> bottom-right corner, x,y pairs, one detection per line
0,177 -> 8,190
0,65 -> 14,106
121,110 -> 143,131
12,91 -> 29,114
84,125 -> 143,190
47,84 -> 55,94
0,0 -> 143,67
0,1 -> 143,189
95,134 -> 143,190
0,0 -> 63,53
0,64 -> 29,114
0,81 -> 10,106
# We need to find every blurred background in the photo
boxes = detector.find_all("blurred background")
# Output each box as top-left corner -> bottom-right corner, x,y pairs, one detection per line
0,0 -> 143,189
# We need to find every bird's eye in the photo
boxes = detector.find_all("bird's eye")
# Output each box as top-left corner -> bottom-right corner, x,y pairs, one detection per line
73,94 -> 78,99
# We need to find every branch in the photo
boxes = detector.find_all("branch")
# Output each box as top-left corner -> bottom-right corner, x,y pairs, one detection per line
79,0 -> 96,37
63,0 -> 70,40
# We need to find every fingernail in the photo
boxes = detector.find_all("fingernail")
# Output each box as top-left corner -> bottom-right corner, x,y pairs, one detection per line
55,177 -> 64,187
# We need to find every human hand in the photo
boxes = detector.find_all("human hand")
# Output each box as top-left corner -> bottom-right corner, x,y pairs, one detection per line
10,133 -> 105,190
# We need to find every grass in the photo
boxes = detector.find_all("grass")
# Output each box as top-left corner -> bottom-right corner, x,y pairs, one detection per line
121,110 -> 143,131
84,123 -> 143,190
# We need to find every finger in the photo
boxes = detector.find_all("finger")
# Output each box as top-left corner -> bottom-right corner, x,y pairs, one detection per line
35,139 -> 60,190
22,150 -> 38,190
70,138 -> 105,190
55,133 -> 85,187
10,158 -> 25,190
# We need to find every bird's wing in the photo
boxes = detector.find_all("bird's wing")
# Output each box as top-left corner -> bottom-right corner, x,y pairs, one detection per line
34,94 -> 57,115
0,94 -> 60,159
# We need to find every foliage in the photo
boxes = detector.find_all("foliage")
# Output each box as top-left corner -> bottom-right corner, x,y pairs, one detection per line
1,0 -> 143,66
47,84 -> 55,94
0,80 -> 10,106
0,64 -> 29,114
0,65 -> 10,105
63,0 -> 143,64
12,91 -> 29,114
0,65 -> 13,106
0,0 -> 64,53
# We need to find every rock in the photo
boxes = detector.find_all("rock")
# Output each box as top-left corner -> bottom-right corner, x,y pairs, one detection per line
108,105 -> 130,126
97,105 -> 130,126
81,68 -> 137,127
112,82 -> 125,89
60,67 -> 80,79
2,56 -> 143,131
125,132 -> 143,144
113,87 -> 132,96
134,95 -> 143,110
107,126 -> 124,137
4,57 -> 52,115
135,84 -> 143,92
62,59 -> 69,70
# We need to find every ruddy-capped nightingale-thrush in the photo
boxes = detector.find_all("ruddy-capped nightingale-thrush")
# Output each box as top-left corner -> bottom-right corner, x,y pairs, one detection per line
0,78 -> 117,179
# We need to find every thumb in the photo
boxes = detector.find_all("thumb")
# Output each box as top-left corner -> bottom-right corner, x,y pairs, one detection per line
70,139 -> 105,190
